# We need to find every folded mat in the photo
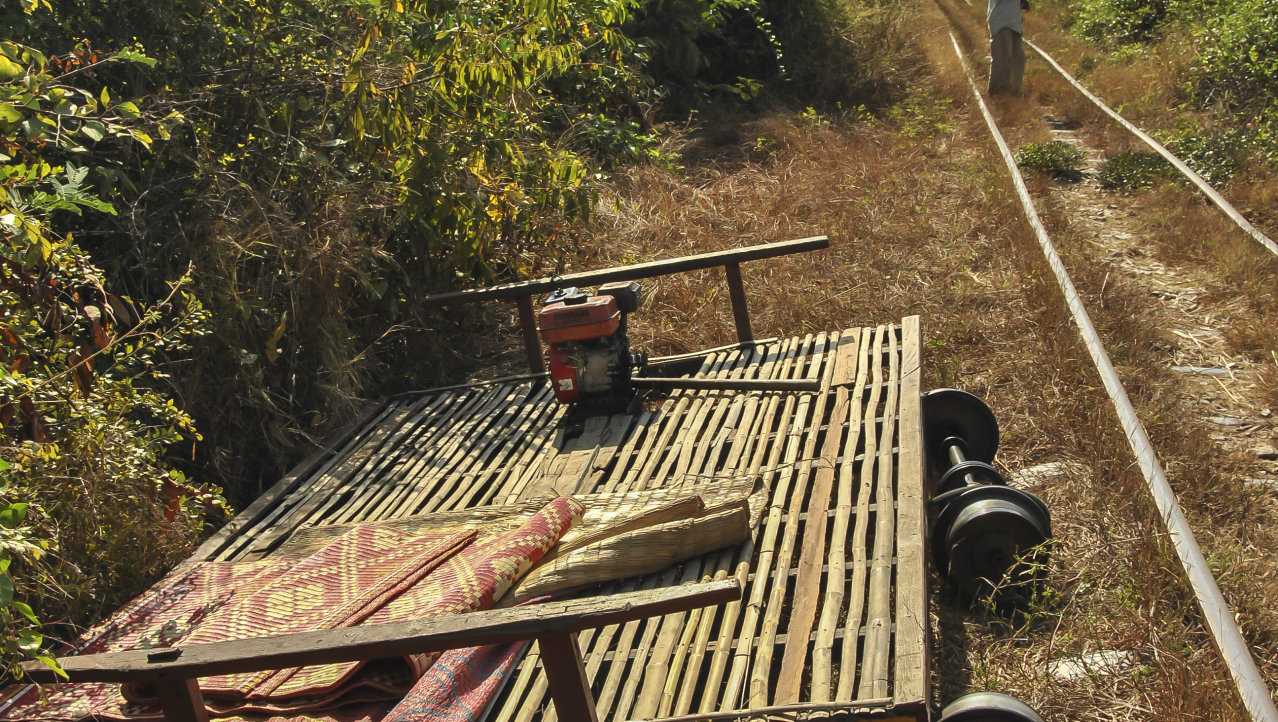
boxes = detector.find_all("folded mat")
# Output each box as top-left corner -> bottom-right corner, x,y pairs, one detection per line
1,497 -> 583,720
382,641 -> 527,722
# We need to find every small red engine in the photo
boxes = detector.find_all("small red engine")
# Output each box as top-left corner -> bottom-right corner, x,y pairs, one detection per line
537,282 -> 644,406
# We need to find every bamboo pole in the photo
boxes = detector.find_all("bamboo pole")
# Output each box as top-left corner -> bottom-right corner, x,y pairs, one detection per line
212,400 -> 401,561
594,568 -> 679,720
811,329 -> 872,701
775,329 -> 862,702
673,549 -> 735,715
698,340 -> 790,713
720,334 -> 807,705
378,383 -> 539,518
749,333 -> 833,709
836,325 -> 886,699
631,557 -> 709,718
632,348 -> 751,718
858,325 -> 899,700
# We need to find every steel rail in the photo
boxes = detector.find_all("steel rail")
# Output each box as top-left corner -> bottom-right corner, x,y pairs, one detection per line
948,32 -> 1278,722
1023,38 -> 1278,259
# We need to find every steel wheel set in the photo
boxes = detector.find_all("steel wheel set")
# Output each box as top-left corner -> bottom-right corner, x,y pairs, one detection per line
924,388 -> 1052,721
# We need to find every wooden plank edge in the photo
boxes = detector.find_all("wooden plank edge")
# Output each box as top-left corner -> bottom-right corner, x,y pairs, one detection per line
893,315 -> 929,710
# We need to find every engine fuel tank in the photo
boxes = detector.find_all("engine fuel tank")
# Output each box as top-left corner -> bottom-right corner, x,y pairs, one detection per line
538,295 -> 621,344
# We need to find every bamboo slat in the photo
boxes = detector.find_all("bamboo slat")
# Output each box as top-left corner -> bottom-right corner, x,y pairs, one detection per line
699,341 -> 792,713
594,570 -> 678,720
325,390 -> 487,524
837,325 -> 887,700
717,338 -> 806,710
299,390 -> 483,525
188,401 -> 389,566
859,327 -> 900,700
234,396 -> 437,559
629,557 -> 709,719
775,329 -> 861,702
893,317 -> 927,709
812,328 -> 873,701
422,385 -> 558,512
749,333 -> 831,709
672,550 -> 735,715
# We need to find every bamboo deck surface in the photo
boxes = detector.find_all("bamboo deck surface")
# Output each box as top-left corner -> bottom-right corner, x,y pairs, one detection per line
195,317 -> 927,721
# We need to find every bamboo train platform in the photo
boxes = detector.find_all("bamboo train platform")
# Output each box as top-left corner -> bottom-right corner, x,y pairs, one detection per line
185,316 -> 929,721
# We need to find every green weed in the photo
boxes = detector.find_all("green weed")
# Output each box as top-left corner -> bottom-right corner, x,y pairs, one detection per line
1100,150 -> 1173,191
1015,141 -> 1088,181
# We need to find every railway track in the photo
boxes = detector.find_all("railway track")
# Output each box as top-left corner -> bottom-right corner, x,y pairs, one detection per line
930,1 -> 1278,718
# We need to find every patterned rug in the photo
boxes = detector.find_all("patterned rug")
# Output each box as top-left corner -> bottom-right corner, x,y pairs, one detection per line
383,641 -> 528,722
0,497 -> 582,721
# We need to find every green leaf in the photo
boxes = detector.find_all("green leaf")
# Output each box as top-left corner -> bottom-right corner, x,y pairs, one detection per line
34,655 -> 66,680
0,574 -> 13,606
17,629 -> 41,653
19,118 -> 44,141
10,600 -> 37,624
100,87 -> 110,105
80,121 -> 105,142
116,101 -> 140,119
0,503 -> 29,528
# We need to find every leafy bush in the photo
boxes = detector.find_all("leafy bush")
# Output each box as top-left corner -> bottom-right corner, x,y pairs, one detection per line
628,0 -> 785,108
0,22 -> 224,676
1100,150 -> 1174,190
1070,0 -> 1171,44
1191,0 -> 1278,111
1016,141 -> 1089,180
1165,127 -> 1256,185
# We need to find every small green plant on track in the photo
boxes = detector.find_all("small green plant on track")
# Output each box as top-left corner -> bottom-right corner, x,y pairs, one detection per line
1100,150 -> 1173,191
1015,141 -> 1088,181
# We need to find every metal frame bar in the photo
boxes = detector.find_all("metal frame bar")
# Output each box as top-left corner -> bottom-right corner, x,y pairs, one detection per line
420,236 -> 829,373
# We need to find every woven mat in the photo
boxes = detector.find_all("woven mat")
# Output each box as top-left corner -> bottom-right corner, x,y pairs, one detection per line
1,498 -> 582,721
383,641 -> 527,722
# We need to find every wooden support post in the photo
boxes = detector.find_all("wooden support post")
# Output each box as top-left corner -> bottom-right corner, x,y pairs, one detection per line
155,679 -> 209,722
537,631 -> 599,722
516,295 -> 546,375
724,262 -> 753,344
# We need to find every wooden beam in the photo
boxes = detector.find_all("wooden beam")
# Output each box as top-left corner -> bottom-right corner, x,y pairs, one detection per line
22,579 -> 741,685
724,262 -> 752,343
516,294 -> 546,374
538,631 -> 599,722
155,678 -> 209,722
420,237 -> 829,306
